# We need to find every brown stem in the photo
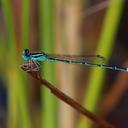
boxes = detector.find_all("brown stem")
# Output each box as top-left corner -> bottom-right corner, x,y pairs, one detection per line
20,64 -> 114,128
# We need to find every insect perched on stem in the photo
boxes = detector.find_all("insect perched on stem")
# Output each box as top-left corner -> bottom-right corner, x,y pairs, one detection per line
21,49 -> 128,72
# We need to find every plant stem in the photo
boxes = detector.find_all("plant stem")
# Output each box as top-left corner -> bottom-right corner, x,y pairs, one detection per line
21,64 -> 114,128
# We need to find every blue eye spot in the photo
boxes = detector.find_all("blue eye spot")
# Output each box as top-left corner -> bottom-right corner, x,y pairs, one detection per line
22,49 -> 30,60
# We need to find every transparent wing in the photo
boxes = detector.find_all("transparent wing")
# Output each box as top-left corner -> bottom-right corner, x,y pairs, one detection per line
47,54 -> 106,64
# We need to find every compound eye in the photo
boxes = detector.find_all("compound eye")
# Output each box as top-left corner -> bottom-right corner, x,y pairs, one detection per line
24,49 -> 30,56
22,49 -> 30,60
25,49 -> 29,54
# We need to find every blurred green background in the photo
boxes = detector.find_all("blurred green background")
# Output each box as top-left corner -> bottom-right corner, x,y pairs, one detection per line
0,0 -> 128,128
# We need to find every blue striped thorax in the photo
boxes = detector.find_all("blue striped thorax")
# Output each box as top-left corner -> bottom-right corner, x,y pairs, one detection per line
30,52 -> 47,61
22,49 -> 48,61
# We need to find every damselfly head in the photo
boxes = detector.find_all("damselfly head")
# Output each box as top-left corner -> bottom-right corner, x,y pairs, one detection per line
22,49 -> 31,60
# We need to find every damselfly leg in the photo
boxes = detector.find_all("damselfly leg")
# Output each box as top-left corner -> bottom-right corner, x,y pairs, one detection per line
20,60 -> 40,72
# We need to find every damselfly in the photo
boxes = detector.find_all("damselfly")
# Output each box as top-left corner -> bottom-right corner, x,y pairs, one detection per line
22,49 -> 128,72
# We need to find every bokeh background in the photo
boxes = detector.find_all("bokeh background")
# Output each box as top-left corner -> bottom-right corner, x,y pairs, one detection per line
0,0 -> 128,128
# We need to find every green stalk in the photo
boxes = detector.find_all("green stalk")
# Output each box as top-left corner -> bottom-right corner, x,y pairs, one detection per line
1,0 -> 31,128
0,34 -> 5,74
1,0 -> 18,128
78,0 -> 124,128
39,0 -> 57,128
